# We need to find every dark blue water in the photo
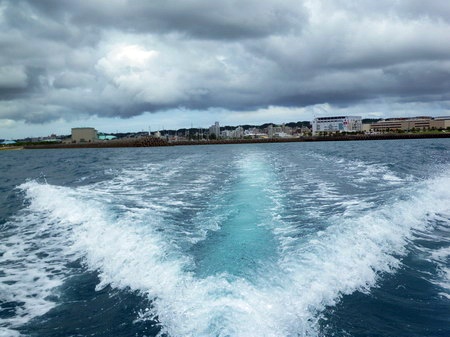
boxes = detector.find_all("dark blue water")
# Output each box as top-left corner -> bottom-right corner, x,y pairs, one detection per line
1,140 -> 449,337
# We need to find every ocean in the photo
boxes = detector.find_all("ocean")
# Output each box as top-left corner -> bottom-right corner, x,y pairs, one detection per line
0,139 -> 449,337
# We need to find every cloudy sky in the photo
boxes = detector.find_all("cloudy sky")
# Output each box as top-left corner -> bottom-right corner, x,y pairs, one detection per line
1,0 -> 450,138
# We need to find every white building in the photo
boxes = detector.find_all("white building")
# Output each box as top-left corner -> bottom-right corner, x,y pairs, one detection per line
312,116 -> 362,135
231,126 -> 244,138
209,121 -> 220,138
267,125 -> 274,138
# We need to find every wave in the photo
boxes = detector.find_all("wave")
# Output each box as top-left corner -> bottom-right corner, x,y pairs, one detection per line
1,157 -> 449,336
0,185 -> 76,337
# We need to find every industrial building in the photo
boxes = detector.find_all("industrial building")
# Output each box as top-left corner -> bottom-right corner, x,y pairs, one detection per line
71,127 -> 98,143
312,116 -> 362,135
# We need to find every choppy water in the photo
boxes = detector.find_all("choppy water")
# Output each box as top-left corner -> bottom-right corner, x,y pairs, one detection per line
1,140 -> 449,337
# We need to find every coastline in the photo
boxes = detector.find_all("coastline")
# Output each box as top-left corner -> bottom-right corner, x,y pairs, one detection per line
0,146 -> 24,151
19,132 -> 450,150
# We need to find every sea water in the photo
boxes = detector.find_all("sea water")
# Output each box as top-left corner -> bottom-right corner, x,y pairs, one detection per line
0,139 -> 449,337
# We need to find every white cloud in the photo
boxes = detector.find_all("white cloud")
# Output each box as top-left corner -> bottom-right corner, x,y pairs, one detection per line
97,44 -> 159,74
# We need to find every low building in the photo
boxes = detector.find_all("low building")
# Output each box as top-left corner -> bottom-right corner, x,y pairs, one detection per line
71,127 -> 98,143
430,116 -> 450,130
312,116 -> 362,135
98,134 -> 117,141
362,124 -> 372,133
370,116 -> 450,132
1,140 -> 16,145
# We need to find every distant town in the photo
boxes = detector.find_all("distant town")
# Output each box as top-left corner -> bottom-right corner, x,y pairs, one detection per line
1,115 -> 450,147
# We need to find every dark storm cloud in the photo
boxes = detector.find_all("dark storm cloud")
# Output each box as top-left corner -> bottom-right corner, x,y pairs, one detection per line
0,0 -> 450,125
0,67 -> 47,99
18,0 -> 306,40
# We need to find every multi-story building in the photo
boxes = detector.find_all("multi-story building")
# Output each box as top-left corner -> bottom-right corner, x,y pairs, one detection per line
232,126 -> 244,138
370,116 -> 450,132
267,125 -> 274,138
432,116 -> 450,129
312,116 -> 362,135
209,121 -> 220,138
71,127 -> 98,143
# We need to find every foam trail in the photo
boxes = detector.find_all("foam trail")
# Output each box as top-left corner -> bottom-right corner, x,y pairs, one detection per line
6,165 -> 450,337
116,170 -> 450,336
0,186 -> 77,336
192,153 -> 280,280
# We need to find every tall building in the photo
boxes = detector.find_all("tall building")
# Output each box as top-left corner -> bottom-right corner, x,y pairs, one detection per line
209,121 -> 220,138
312,116 -> 362,135
71,127 -> 98,143
267,124 -> 274,138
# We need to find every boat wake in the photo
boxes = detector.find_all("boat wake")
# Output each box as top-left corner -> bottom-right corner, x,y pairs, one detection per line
1,152 -> 449,337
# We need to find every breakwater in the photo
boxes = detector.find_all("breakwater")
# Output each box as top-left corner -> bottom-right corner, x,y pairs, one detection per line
176,133 -> 450,146
22,132 -> 450,149
23,136 -> 170,149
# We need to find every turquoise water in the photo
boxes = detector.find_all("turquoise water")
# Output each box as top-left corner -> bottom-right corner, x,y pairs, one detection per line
0,140 -> 449,337
193,154 -> 280,279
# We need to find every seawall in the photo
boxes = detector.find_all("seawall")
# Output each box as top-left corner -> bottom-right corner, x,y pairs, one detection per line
22,133 -> 450,149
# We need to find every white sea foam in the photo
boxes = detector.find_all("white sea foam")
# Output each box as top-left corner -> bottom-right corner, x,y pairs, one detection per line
431,246 -> 450,262
3,160 -> 450,336
0,327 -> 21,337
421,227 -> 450,297
0,188 -> 76,334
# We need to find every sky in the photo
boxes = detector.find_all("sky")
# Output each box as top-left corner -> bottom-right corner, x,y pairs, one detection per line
1,0 -> 450,139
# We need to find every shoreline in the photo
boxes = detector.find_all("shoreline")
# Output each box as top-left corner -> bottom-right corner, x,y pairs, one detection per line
18,132 -> 450,150
0,146 -> 24,151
